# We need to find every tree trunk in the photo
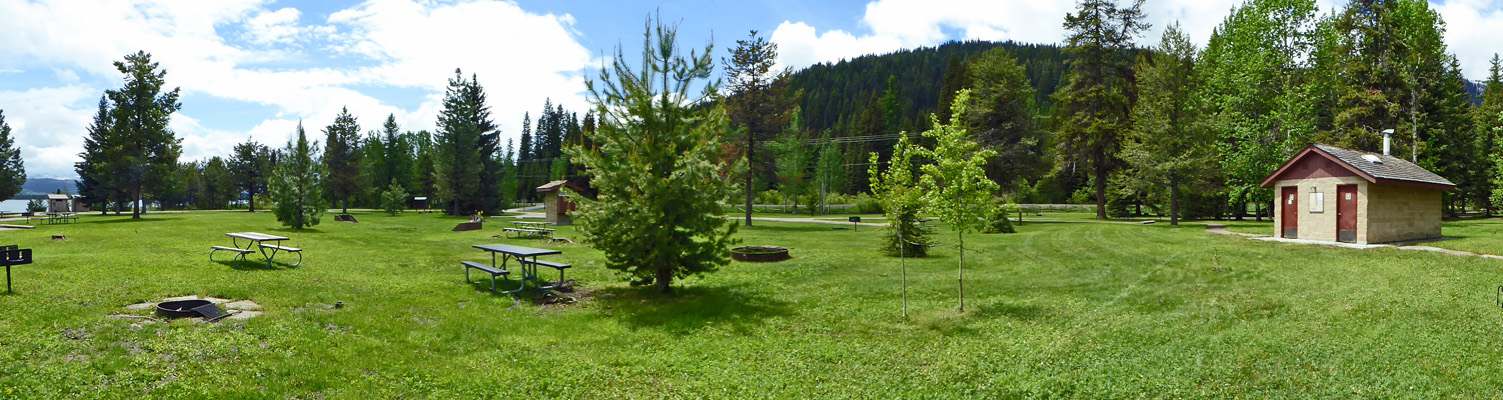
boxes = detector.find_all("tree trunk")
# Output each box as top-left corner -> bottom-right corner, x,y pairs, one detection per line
745,133 -> 754,227
132,188 -> 142,219
957,229 -> 965,313
248,190 -> 256,212
655,265 -> 674,294
342,198 -> 349,214
1093,161 -> 1107,220
1169,175 -> 1180,226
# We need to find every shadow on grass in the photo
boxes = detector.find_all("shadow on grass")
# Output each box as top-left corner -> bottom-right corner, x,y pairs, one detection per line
266,227 -> 324,234
973,301 -> 1052,321
86,214 -> 188,224
215,258 -> 291,271
596,283 -> 793,335
742,223 -> 878,234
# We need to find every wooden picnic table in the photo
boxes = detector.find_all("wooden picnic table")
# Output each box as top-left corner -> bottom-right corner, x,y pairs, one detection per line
215,232 -> 301,267
465,244 -> 568,294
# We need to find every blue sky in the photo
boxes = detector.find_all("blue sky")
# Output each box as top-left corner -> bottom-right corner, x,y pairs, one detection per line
1,0 -> 1501,179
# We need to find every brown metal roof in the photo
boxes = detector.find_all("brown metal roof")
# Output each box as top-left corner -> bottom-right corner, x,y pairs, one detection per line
1260,144 -> 1456,190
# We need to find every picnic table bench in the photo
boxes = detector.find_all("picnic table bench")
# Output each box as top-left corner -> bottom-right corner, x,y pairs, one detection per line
212,232 -> 302,267
502,226 -> 555,240
464,244 -> 570,295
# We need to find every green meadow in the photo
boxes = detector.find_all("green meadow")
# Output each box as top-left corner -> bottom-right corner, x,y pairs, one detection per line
2,211 -> 1502,398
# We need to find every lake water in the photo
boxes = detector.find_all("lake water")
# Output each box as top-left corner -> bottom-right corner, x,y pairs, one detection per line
1,199 -> 32,213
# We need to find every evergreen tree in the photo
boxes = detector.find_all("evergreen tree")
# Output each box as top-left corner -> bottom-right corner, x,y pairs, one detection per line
566,15 -> 743,294
936,54 -> 972,125
76,96 -> 115,214
432,69 -> 499,215
814,129 -> 846,212
105,51 -> 183,219
769,108 -> 815,213
230,139 -> 273,212
269,122 -> 327,229
1480,56 -> 1503,213
966,46 -> 1048,189
200,156 -> 234,209
724,30 -> 793,226
322,107 -> 362,213
1124,24 -> 1214,226
918,89 -> 999,312
1052,0 -> 1148,220
380,181 -> 406,215
498,139 -> 519,211
0,110 -> 24,202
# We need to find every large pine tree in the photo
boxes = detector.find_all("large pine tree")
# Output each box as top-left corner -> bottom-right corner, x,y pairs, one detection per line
1052,0 -> 1148,220
432,70 -> 500,215
76,96 -> 117,214
322,107 -> 362,213
104,51 -> 183,219
724,30 -> 793,226
1123,24 -> 1215,226
230,139 -> 274,212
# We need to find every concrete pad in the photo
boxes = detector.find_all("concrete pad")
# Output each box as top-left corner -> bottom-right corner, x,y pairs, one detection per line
224,300 -> 261,311
124,302 -> 156,311
204,297 -> 232,304
1251,236 -> 1390,249
226,310 -> 262,320
1397,246 -> 1475,257
163,295 -> 199,302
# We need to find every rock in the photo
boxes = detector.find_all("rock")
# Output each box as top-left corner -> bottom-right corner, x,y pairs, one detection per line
163,295 -> 199,302
224,300 -> 262,311
226,310 -> 262,320
204,297 -> 232,304
124,302 -> 156,311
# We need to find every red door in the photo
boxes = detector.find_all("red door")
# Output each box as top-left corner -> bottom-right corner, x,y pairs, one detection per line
1281,186 -> 1298,238
1337,185 -> 1358,243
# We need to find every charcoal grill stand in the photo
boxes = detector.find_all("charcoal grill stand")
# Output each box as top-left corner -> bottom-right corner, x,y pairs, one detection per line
1,245 -> 33,293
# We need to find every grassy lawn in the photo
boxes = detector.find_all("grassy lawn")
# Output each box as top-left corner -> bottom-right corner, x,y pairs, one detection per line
3,211 -> 1503,398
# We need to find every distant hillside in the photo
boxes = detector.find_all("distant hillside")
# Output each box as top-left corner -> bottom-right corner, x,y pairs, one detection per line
17,178 -> 78,199
787,40 -> 1067,137
1466,79 -> 1484,105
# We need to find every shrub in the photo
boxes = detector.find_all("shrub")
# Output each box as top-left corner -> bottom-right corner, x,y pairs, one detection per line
855,197 -> 884,214
982,203 -> 1016,234
25,198 -> 44,213
380,181 -> 406,215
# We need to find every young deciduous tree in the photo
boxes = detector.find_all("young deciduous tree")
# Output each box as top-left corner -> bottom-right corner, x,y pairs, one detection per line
1052,0 -> 1148,220
1124,24 -> 1214,226
0,110 -> 24,202
322,107 -> 362,213
723,30 -> 793,227
270,122 -> 327,230
919,90 -> 998,313
565,15 -> 743,294
869,133 -> 933,257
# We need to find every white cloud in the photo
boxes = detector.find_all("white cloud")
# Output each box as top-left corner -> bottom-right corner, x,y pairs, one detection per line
770,0 -> 1355,71
243,7 -> 305,45
1432,0 -> 1503,80
0,86 -> 96,179
0,0 -> 596,178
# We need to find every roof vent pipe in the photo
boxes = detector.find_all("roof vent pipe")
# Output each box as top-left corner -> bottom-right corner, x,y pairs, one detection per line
1382,129 -> 1394,156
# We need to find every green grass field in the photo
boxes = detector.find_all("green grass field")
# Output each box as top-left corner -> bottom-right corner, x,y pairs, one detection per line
3,210 -> 1503,398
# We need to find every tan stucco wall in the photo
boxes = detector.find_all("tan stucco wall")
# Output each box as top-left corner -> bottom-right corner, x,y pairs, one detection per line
1364,184 -> 1443,243
1272,177 -> 1442,244
1272,177 -> 1367,242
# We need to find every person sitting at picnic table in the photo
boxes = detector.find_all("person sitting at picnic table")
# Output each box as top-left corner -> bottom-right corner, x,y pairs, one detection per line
469,212 -> 485,223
